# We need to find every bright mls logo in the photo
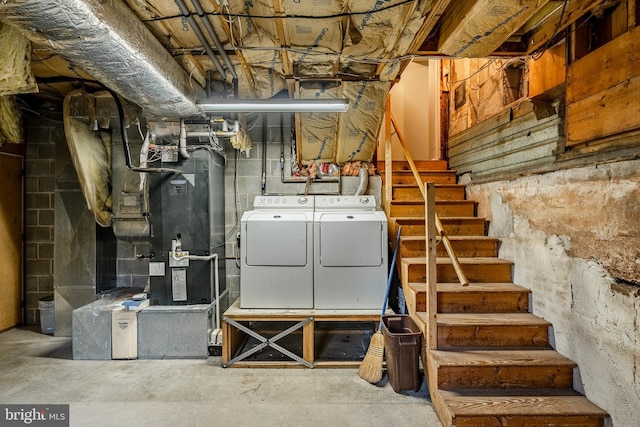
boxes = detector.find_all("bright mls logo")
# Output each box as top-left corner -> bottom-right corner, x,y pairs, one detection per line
0,405 -> 69,427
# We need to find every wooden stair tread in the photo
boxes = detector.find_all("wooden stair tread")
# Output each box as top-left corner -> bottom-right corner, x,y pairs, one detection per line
391,199 -> 475,205
381,169 -> 457,175
393,183 -> 465,189
437,313 -> 550,327
393,216 -> 484,223
377,160 -> 449,171
430,349 -> 576,367
401,235 -> 499,243
436,282 -> 530,293
440,388 -> 582,397
410,281 -> 525,293
402,257 -> 514,265
441,392 -> 608,417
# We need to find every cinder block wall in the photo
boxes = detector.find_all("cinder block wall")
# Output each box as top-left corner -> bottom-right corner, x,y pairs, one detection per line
23,108 -> 150,324
24,110 -> 60,324
116,240 -> 150,288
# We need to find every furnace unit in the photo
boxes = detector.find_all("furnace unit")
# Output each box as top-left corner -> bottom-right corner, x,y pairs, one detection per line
148,146 -> 226,305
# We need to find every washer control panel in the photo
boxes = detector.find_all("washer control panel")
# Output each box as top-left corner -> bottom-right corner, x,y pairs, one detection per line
253,195 -> 314,209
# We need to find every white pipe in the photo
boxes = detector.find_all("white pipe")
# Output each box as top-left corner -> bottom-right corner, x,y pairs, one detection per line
213,254 -> 220,331
170,250 -> 220,330
179,120 -> 190,159
187,131 -> 238,138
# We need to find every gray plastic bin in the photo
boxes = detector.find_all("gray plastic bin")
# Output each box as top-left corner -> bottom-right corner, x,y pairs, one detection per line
39,296 -> 55,335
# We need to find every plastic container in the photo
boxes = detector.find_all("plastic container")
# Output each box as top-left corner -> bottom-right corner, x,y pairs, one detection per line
382,314 -> 422,392
38,296 -> 55,335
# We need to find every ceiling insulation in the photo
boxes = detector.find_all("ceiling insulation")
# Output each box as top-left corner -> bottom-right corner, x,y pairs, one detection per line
0,22 -> 37,96
0,96 -> 22,144
0,0 -> 606,164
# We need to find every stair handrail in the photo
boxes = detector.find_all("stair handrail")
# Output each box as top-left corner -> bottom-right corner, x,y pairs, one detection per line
390,112 -> 469,287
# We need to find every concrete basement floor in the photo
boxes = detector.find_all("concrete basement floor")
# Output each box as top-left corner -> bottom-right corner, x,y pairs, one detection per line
0,327 -> 442,427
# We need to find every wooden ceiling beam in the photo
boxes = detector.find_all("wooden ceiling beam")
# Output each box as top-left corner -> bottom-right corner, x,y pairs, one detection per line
438,0 -> 550,57
272,0 -> 296,97
408,0 -> 453,54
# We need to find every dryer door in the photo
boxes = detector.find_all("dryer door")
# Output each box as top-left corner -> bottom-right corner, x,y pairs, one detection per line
245,213 -> 309,266
318,212 -> 383,267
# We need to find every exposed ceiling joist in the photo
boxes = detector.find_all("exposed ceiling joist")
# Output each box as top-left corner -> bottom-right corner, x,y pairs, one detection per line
408,0 -> 453,54
272,0 -> 295,97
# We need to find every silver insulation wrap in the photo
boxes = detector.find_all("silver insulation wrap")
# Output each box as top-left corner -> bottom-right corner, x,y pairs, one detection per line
0,0 -> 205,118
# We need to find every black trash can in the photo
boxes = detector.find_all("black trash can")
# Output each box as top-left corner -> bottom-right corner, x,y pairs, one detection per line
382,314 -> 422,392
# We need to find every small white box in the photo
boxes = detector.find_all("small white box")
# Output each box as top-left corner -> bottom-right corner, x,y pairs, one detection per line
112,307 -> 138,359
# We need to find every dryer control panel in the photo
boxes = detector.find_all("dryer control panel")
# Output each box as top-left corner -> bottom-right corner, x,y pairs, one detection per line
315,195 -> 377,210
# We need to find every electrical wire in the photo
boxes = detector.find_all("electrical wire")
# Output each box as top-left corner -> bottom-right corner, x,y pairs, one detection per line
446,59 -> 496,90
169,45 -> 421,65
142,0 -> 416,23
532,0 -> 569,60
17,104 -> 64,124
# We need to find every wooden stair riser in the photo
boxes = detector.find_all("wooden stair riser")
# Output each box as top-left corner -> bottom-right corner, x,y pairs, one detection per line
378,160 -> 449,171
393,218 -> 487,237
382,171 -> 457,185
400,237 -> 498,258
392,185 -> 466,201
390,201 -> 476,217
435,365 -> 574,390
442,392 -> 608,427
405,261 -> 513,283
437,290 -> 529,313
437,324 -> 549,349
407,283 -> 531,313
451,414 -> 605,427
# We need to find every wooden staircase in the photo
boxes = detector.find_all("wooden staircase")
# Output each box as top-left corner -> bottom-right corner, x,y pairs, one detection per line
381,160 -> 608,427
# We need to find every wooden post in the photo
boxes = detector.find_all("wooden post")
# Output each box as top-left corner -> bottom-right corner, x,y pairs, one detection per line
384,94 -> 393,218
424,182 -> 438,350
303,319 -> 315,365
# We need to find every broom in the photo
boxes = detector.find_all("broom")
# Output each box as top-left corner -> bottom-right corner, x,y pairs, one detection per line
358,226 -> 402,383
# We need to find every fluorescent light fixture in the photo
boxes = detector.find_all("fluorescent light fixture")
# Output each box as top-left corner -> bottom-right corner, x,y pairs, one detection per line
197,98 -> 349,113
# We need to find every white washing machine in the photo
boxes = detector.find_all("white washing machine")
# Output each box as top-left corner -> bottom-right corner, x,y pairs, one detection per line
240,195 -> 314,309
314,195 -> 388,309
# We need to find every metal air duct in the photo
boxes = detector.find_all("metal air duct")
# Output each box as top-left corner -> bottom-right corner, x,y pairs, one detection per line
0,0 -> 205,117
